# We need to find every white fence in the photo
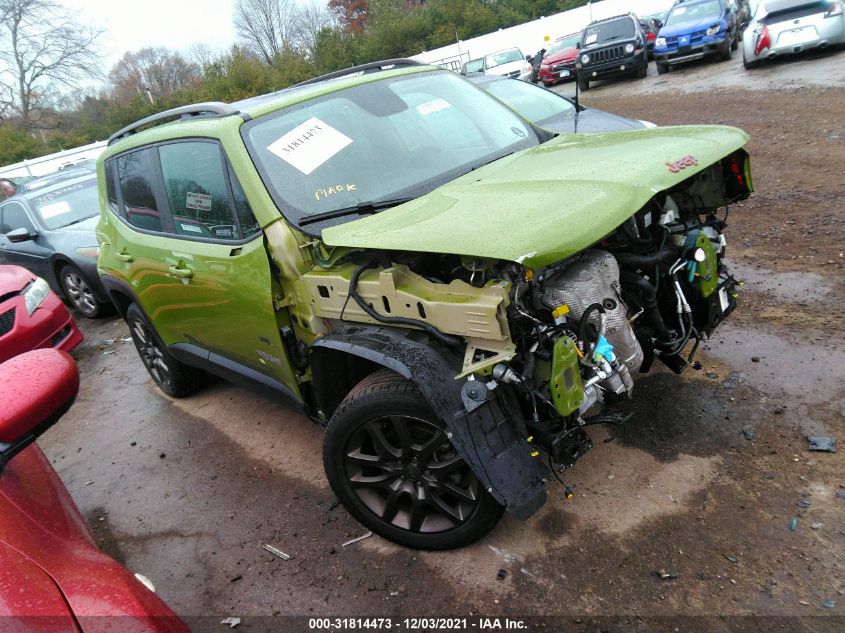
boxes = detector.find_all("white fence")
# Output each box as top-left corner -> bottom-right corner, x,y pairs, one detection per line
412,0 -> 673,70
0,140 -> 107,179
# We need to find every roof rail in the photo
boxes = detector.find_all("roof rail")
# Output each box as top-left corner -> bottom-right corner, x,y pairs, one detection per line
107,102 -> 240,146
294,59 -> 426,88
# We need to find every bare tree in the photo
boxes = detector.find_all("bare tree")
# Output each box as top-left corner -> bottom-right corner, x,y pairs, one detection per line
109,47 -> 200,104
233,0 -> 300,64
293,1 -> 335,57
0,0 -> 102,127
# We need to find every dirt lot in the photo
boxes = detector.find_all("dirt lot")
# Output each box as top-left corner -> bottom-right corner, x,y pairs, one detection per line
41,48 -> 845,632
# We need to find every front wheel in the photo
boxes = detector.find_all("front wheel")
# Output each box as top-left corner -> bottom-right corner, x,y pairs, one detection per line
721,38 -> 733,60
731,31 -> 739,51
657,62 -> 670,74
323,369 -> 504,550
59,265 -> 102,318
578,76 -> 590,91
125,303 -> 204,398
638,61 -> 648,78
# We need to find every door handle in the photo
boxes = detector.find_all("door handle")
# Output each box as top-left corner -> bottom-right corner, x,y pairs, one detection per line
168,265 -> 193,279
115,251 -> 134,262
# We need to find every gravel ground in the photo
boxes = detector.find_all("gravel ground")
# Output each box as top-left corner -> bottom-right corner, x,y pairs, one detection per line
40,46 -> 845,633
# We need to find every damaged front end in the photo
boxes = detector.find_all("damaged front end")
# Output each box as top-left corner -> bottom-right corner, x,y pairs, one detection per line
274,131 -> 753,522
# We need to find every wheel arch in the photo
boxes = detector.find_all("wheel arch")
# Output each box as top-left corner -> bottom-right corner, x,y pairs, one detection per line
99,274 -> 136,318
310,325 -> 549,520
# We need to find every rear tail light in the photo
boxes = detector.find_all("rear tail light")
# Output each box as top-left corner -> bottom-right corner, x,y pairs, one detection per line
647,32 -> 656,41
826,0 -> 844,17
754,25 -> 771,55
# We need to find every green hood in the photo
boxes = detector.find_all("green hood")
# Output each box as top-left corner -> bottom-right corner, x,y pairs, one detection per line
321,125 -> 750,269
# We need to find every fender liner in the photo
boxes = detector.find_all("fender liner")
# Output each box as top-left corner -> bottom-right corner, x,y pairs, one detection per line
311,325 -> 549,520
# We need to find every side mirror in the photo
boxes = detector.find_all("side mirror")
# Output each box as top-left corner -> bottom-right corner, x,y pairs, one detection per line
0,350 -> 79,474
6,227 -> 35,243
526,55 -> 532,60
655,19 -> 663,28
576,42 -> 581,49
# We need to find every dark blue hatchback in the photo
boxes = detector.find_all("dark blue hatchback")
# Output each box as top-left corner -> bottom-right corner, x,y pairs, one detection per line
654,0 -> 739,73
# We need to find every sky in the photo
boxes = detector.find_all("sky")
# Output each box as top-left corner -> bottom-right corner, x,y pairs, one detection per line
62,0 -> 238,67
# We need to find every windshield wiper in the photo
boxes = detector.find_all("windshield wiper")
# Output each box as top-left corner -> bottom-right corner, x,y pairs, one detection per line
300,197 -> 415,227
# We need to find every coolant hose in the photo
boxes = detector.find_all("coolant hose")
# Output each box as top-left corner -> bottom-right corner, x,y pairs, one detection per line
578,303 -> 606,361
619,270 -> 674,342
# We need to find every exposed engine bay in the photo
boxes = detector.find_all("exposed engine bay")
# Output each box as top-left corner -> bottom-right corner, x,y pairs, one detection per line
300,149 -> 750,480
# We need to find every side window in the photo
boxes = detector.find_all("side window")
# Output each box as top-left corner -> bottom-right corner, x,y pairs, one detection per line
104,159 -> 121,216
117,148 -> 163,232
1,202 -> 35,235
230,174 -> 261,239
159,141 -> 242,241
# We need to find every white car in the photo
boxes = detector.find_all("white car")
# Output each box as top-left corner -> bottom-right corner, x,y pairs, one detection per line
742,0 -> 845,68
482,47 -> 534,81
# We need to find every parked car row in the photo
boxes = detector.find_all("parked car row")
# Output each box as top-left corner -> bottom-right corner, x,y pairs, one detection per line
531,0 -> 843,91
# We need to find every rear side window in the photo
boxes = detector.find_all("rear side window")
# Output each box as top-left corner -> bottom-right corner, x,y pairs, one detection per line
105,160 -> 120,215
117,148 -> 163,232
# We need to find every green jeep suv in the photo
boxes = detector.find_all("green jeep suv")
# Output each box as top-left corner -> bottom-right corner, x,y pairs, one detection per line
97,59 -> 752,549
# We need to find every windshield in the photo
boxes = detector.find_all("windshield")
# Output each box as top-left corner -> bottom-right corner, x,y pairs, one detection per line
483,80 -> 575,126
464,58 -> 484,73
583,18 -> 635,46
243,71 -> 538,230
31,179 -> 99,230
546,34 -> 580,55
665,1 -> 722,26
484,49 -> 523,68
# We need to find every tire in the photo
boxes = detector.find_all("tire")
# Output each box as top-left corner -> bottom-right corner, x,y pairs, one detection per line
59,264 -> 102,318
542,81 -> 554,88
721,38 -> 733,61
638,61 -> 648,78
657,62 -> 669,74
743,50 -> 760,69
323,369 -> 505,550
578,76 -> 590,91
731,31 -> 739,51
125,303 -> 204,398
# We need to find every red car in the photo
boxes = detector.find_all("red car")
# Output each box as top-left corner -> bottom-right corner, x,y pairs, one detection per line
538,32 -> 581,86
0,264 -> 83,363
0,349 -> 190,632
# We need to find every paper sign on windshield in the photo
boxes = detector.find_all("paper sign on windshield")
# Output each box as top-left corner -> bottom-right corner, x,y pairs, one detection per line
267,117 -> 353,176
39,200 -> 71,219
585,33 -> 598,45
416,98 -> 451,116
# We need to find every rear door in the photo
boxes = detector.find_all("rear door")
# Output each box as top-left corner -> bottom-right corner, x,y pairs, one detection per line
105,140 -> 298,391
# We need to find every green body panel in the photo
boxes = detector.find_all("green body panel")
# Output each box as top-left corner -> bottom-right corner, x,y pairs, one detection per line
549,336 -> 584,417
694,230 -> 719,298
323,125 -> 750,268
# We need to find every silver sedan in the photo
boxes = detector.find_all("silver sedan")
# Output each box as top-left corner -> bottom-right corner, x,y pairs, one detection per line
742,0 -> 845,68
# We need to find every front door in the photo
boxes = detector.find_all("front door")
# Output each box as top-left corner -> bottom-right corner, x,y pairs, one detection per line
106,140 -> 298,393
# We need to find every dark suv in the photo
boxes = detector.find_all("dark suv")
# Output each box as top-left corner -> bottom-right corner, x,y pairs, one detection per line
576,13 -> 649,90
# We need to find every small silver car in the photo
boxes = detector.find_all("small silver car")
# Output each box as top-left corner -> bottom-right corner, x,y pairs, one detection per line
742,0 -> 845,68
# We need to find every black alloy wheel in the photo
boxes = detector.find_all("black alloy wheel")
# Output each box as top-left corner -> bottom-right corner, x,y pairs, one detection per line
125,303 -> 203,397
323,370 -> 504,549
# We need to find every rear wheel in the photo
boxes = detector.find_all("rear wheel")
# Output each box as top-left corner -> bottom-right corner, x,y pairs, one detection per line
59,265 -> 101,318
657,62 -> 670,74
125,303 -> 204,398
323,369 -> 504,550
742,49 -> 759,69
